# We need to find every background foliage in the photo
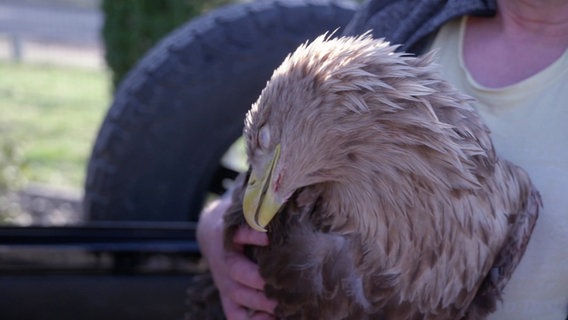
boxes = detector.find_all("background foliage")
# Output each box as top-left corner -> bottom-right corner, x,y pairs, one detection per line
102,0 -> 236,90
1,0 -> 243,221
0,62 -> 109,189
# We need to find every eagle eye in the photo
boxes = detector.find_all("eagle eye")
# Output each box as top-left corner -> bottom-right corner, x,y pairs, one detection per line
258,125 -> 271,149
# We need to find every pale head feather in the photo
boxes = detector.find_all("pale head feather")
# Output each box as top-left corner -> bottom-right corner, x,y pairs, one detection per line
244,34 -> 491,206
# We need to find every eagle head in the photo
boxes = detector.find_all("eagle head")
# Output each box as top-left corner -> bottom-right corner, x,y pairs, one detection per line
241,34 -> 486,232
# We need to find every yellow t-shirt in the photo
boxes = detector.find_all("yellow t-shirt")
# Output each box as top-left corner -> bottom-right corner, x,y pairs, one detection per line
431,17 -> 568,320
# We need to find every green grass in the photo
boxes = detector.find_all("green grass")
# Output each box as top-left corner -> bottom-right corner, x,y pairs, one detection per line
0,62 -> 111,189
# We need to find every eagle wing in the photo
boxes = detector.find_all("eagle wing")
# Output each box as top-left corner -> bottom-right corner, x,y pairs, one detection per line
466,164 -> 541,319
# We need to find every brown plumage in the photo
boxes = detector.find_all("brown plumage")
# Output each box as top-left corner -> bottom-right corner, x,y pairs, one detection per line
187,34 -> 541,320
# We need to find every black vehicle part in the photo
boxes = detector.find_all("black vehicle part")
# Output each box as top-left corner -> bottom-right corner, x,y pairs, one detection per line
84,0 -> 358,222
0,223 -> 200,320
0,275 -> 191,320
0,222 -> 199,254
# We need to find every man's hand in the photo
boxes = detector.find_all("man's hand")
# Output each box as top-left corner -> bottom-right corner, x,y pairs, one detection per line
197,197 -> 278,320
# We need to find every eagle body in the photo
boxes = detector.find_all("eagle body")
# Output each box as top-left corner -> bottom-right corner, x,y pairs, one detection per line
220,35 -> 541,320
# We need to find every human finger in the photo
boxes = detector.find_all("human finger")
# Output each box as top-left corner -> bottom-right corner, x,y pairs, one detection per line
226,251 -> 266,290
222,306 -> 275,320
220,296 -> 251,320
233,225 -> 269,246
248,310 -> 276,320
227,284 -> 278,315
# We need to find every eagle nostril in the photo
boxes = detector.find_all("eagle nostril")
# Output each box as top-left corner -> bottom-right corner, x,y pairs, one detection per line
274,172 -> 282,193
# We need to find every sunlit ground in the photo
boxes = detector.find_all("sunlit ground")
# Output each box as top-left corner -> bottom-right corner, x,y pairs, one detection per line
0,61 -> 110,189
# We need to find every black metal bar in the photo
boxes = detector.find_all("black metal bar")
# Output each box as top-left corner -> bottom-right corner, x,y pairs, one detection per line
0,222 -> 200,253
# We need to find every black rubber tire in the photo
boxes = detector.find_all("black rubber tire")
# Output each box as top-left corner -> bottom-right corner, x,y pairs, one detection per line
84,0 -> 358,222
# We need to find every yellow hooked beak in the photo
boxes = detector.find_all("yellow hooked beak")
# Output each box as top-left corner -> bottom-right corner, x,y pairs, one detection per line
243,144 -> 283,232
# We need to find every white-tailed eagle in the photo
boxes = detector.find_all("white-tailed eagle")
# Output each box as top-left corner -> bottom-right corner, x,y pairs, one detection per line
188,34 -> 541,320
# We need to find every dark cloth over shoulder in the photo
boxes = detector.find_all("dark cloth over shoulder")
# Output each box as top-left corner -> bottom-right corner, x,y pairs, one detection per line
342,0 -> 496,54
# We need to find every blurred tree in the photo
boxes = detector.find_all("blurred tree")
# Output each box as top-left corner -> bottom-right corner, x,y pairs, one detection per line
102,0 -> 236,90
